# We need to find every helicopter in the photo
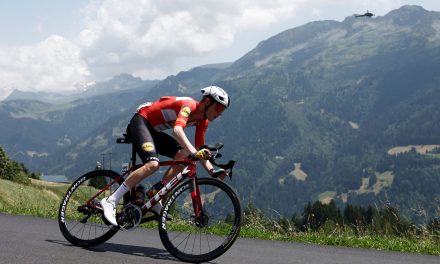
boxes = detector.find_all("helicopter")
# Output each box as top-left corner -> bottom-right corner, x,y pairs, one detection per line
354,10 -> 374,18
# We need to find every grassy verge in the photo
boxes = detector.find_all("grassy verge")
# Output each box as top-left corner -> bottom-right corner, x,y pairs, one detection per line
0,179 -> 439,255
240,226 -> 439,255
0,179 -> 66,218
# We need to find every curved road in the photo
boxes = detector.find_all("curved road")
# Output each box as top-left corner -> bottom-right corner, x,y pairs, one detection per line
0,213 -> 438,264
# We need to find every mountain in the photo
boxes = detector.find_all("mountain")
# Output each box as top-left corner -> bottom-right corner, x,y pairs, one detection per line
0,76 -> 158,167
5,90 -> 75,104
4,74 -> 159,104
221,5 -> 440,221
2,5 -> 440,222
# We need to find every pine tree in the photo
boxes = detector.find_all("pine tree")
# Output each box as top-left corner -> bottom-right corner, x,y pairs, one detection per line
0,145 -> 31,184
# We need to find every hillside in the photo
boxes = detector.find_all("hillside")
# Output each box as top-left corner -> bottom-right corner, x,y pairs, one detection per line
0,179 -> 66,218
1,5 -> 440,222
0,75 -> 158,166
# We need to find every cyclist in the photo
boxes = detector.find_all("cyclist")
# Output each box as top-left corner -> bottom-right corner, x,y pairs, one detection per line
100,86 -> 230,226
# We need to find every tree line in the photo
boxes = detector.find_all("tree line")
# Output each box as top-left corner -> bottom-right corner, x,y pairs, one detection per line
0,145 -> 39,184
244,200 -> 440,237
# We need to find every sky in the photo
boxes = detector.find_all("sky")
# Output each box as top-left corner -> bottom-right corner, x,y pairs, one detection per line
1,0 -> 440,100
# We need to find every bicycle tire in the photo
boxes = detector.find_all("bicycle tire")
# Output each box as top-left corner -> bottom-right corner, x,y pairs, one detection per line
159,177 -> 242,263
58,170 -> 125,247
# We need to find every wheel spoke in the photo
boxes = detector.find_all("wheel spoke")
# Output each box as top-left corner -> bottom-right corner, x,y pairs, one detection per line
58,170 -> 123,247
159,178 -> 242,263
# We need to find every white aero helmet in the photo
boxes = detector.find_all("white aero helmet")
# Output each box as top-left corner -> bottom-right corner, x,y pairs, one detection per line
201,86 -> 230,108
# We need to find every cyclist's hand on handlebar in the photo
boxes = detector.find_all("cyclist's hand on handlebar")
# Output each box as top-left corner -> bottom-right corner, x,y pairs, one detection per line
210,168 -> 228,180
192,148 -> 211,160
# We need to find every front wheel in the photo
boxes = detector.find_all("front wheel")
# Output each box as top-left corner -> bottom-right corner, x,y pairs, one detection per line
159,178 -> 242,263
58,170 -> 125,247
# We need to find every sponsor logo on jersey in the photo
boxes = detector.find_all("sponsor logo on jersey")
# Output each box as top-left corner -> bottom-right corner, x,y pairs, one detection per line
180,106 -> 191,117
142,142 -> 155,152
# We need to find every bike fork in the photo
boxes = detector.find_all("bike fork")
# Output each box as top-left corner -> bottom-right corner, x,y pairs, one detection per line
190,177 -> 203,218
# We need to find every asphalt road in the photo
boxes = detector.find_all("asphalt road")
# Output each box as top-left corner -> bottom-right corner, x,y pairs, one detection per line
0,213 -> 438,264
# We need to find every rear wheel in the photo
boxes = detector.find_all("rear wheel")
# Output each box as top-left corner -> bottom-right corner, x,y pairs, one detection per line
58,170 -> 126,247
159,178 -> 242,263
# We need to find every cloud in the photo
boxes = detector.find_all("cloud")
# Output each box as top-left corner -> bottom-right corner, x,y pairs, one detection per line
0,0 -> 304,99
77,0 -> 302,80
0,0 -> 408,99
0,35 -> 88,99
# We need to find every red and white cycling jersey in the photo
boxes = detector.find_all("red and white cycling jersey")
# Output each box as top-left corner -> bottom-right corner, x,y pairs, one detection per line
137,96 -> 208,147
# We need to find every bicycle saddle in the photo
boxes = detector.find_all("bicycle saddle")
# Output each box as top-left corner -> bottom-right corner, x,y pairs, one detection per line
116,133 -> 132,144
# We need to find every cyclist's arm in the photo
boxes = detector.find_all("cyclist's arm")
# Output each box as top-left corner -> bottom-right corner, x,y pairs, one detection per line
172,103 -> 199,154
200,159 -> 215,175
193,119 -> 216,175
172,105 -> 219,177
173,123 -> 218,176
172,125 -> 198,155
201,159 -> 228,180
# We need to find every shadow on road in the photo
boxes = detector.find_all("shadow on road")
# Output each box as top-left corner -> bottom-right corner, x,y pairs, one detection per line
92,242 -> 178,262
46,240 -> 178,262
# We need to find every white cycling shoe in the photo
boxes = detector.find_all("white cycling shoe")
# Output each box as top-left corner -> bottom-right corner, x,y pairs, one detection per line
100,197 -> 118,226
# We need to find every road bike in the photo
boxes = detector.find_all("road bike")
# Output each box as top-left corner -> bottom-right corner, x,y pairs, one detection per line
58,133 -> 242,263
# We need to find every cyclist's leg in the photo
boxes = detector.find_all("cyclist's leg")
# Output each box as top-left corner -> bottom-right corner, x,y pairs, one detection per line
124,114 -> 161,188
101,114 -> 159,225
160,149 -> 189,182
124,127 -> 181,216
153,131 -> 186,182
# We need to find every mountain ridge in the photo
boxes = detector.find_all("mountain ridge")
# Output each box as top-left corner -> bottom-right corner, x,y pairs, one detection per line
4,74 -> 159,104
